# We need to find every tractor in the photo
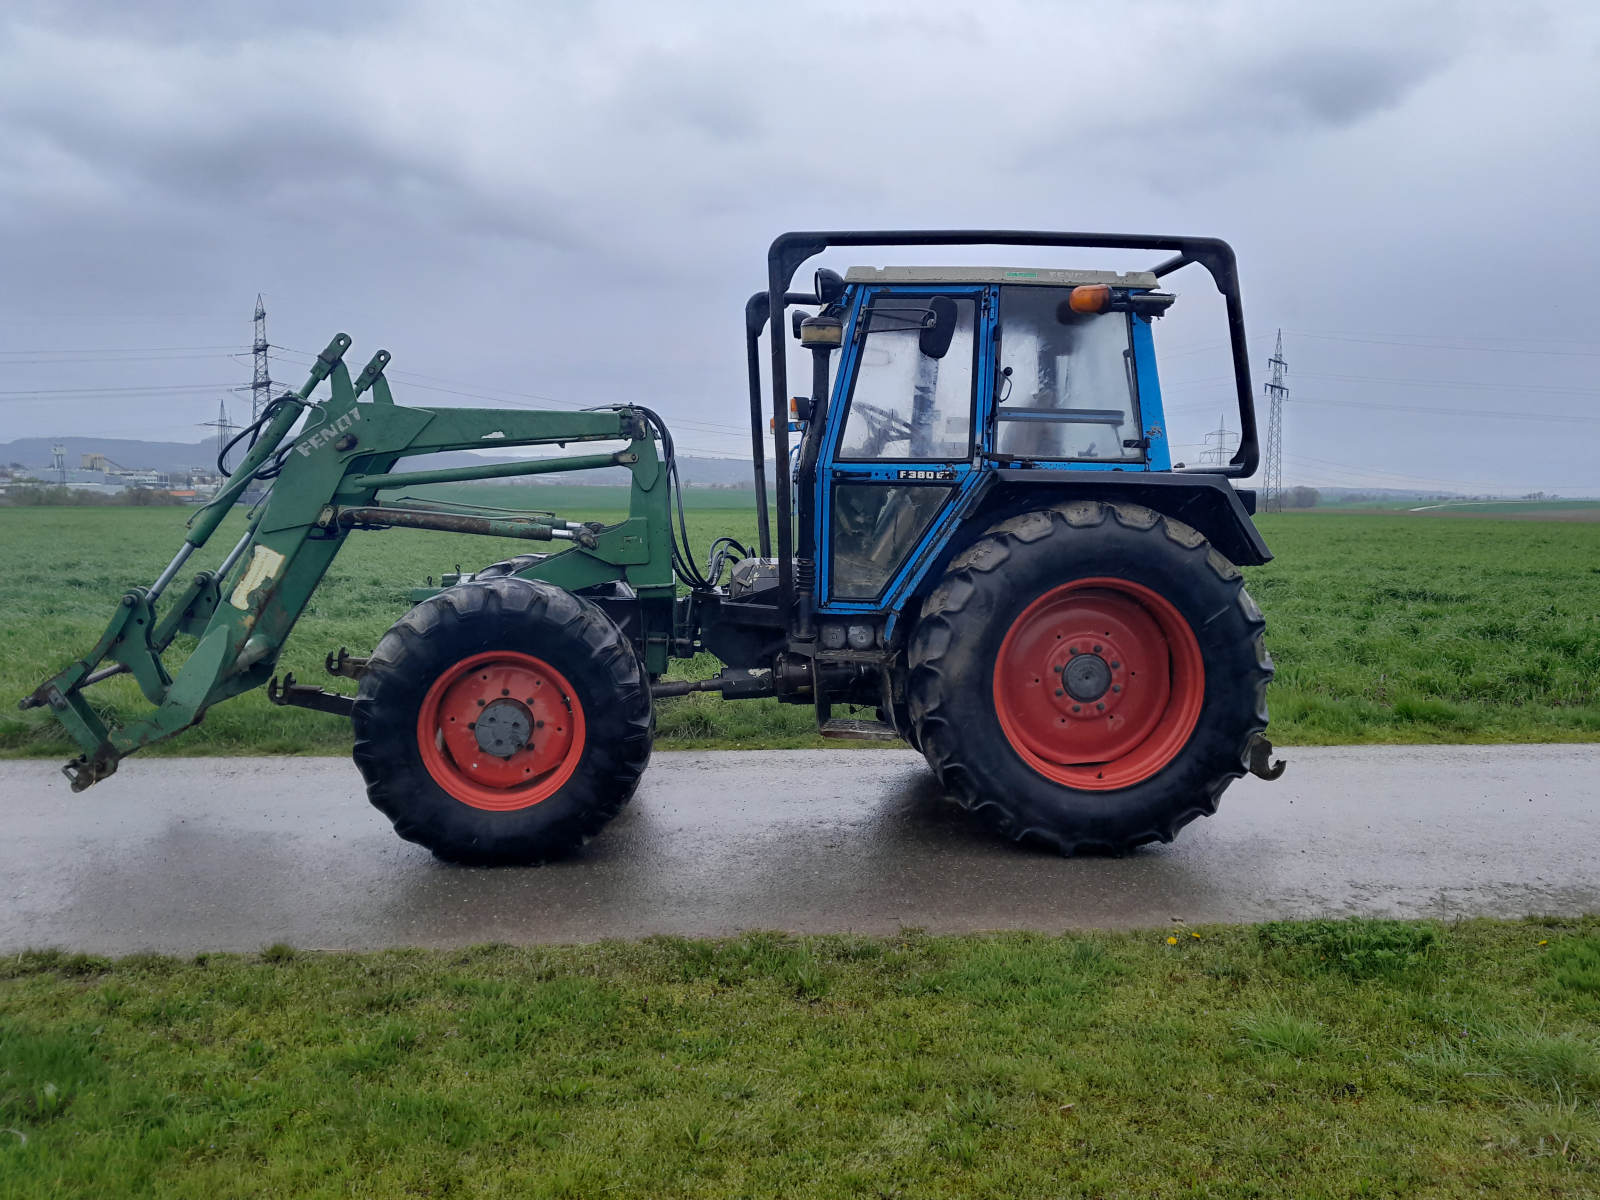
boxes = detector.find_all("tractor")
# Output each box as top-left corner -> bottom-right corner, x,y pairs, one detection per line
23,230 -> 1284,865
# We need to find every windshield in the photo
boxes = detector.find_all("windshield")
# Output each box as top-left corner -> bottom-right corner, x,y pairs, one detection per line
994,286 -> 1141,461
837,293 -> 975,460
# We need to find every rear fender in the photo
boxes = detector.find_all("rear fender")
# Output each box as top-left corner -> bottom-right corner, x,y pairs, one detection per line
887,472 -> 1271,638
979,471 -> 1271,567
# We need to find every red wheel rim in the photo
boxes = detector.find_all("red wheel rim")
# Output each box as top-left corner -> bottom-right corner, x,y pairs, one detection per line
993,578 -> 1203,791
417,651 -> 585,811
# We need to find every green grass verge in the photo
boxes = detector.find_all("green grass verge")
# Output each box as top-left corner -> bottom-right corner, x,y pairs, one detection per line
4,919 -> 1600,1196
2,505 -> 1598,757
1248,514 -> 1600,744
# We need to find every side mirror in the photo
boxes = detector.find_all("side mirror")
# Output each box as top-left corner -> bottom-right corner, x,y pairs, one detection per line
919,295 -> 959,360
814,268 -> 846,306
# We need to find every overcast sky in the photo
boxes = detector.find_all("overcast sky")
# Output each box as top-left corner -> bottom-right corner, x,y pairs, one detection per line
1,0 -> 1596,494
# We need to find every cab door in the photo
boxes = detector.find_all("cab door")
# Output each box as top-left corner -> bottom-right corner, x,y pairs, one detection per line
818,285 -> 992,614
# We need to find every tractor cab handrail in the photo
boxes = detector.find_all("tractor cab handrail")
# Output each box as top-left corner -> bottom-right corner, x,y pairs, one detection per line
743,290 -> 818,557
761,229 -> 1260,628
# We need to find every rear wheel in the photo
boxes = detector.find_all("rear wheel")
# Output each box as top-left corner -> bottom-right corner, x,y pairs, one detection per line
352,577 -> 652,865
907,500 -> 1272,854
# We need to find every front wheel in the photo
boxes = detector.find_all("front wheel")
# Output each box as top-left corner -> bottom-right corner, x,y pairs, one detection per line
907,500 -> 1273,854
352,577 -> 652,865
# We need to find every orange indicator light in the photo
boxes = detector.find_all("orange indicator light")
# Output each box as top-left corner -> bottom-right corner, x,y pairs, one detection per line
1068,284 -> 1112,313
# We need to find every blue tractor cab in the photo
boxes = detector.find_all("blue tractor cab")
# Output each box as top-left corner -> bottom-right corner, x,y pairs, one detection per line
711,230 -> 1283,853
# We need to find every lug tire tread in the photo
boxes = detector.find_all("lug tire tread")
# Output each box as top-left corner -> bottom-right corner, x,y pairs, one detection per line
351,577 -> 652,865
907,500 -> 1273,855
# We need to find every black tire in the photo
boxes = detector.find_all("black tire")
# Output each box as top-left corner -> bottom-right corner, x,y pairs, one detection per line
907,500 -> 1272,854
352,577 -> 652,865
878,658 -> 921,752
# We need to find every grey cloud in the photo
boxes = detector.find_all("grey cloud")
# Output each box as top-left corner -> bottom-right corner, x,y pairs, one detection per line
0,0 -> 1596,495
5,0 -> 410,43
1259,47 -> 1443,127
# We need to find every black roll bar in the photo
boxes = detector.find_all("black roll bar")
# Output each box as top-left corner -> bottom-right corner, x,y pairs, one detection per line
744,290 -> 818,558
761,230 -> 1259,628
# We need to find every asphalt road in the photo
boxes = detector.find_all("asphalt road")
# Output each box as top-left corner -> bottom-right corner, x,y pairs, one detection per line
2,745 -> 1596,955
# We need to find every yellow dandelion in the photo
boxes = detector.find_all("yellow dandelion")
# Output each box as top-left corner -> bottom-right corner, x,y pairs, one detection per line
1191,933 -> 1201,939
1166,937 -> 1178,945
1539,940 -> 1549,946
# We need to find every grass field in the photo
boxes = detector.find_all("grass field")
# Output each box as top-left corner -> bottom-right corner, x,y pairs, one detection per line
3,918 -> 1600,1197
1244,513 -> 1600,743
1313,499 -> 1600,515
1,498 -> 1597,758
1398,500 -> 1600,517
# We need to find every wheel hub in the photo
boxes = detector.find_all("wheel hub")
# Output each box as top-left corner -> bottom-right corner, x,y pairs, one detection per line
1045,635 -> 1130,723
1062,650 -> 1112,701
474,700 -> 531,758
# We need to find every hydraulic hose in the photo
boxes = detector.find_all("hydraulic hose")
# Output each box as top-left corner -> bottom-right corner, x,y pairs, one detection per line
186,332 -> 351,550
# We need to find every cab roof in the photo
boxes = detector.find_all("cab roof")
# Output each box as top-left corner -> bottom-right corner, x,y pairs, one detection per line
843,265 -> 1161,289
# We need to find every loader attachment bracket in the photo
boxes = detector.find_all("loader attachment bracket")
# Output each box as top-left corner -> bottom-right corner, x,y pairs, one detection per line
267,673 -> 355,718
61,751 -> 119,794
325,647 -> 370,681
1247,734 -> 1287,781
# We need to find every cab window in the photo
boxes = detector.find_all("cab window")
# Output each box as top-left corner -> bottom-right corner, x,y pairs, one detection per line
837,293 -> 975,461
994,286 -> 1141,461
831,483 -> 953,600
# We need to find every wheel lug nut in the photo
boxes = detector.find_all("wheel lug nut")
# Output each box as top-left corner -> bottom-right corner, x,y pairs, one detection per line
1112,685 -> 1121,693
1096,702 -> 1106,711
1093,644 -> 1102,653
1072,704 -> 1081,712
476,699 -> 485,706
1111,660 -> 1120,669
1055,688 -> 1063,697
1068,646 -> 1078,656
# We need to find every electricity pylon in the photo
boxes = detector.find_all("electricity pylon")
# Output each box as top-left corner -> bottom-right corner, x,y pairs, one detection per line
1262,329 -> 1287,512
251,294 -> 272,421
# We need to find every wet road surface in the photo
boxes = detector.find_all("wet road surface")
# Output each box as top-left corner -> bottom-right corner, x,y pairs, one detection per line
2,745 -> 1596,954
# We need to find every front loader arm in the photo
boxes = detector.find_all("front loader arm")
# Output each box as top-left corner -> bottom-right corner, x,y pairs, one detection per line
22,333 -> 667,791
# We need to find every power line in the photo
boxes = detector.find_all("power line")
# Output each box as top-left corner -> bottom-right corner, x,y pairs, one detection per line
271,345 -> 755,440
0,383 -> 240,400
1161,371 -> 1600,398
1290,371 -> 1598,398
0,315 -> 242,325
1282,394 -> 1600,425
1285,328 -> 1600,351
0,345 -> 240,356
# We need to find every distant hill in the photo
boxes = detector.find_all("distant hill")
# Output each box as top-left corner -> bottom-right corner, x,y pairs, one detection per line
0,437 -> 221,473
0,436 -> 769,486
